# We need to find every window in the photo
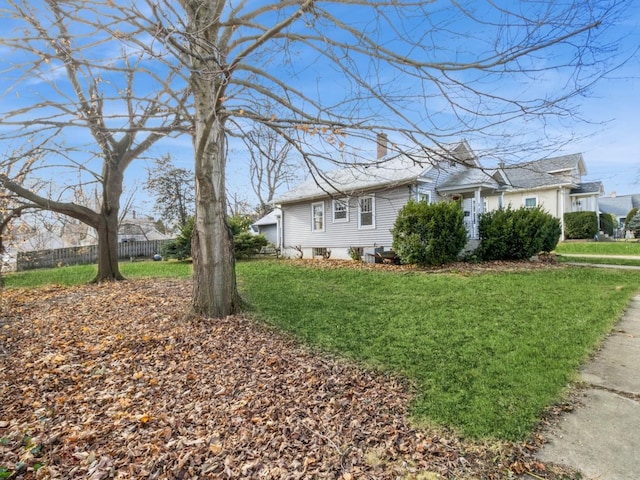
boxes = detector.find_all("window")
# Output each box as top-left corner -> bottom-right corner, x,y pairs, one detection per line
524,197 -> 537,208
417,192 -> 430,203
311,202 -> 324,231
332,198 -> 349,223
312,247 -> 328,258
358,196 -> 375,229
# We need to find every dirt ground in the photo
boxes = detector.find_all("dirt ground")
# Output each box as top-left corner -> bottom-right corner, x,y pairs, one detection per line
1,268 -> 578,479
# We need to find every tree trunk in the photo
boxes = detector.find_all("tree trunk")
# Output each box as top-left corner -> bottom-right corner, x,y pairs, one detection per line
93,211 -> 124,282
93,161 -> 125,282
190,116 -> 240,318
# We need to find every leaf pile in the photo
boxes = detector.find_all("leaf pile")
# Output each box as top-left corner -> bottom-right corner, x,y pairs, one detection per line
1,279 -> 575,479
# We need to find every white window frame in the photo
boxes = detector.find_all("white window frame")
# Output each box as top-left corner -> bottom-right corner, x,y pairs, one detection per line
524,196 -> 538,208
311,201 -> 325,232
416,191 -> 431,203
358,195 -> 376,230
332,198 -> 349,223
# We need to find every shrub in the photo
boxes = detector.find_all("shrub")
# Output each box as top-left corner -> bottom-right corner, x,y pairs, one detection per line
161,216 -> 194,260
624,208 -> 638,228
478,206 -> 560,261
161,215 -> 268,260
391,200 -> 467,266
626,211 -> 640,238
347,246 -> 363,261
563,211 -> 598,239
234,232 -> 269,259
599,213 -> 615,236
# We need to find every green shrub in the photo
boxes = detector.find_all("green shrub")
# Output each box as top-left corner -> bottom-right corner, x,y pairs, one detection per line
626,211 -> 640,238
229,214 -> 253,235
161,215 -> 268,260
599,213 -> 615,236
563,211 -> 598,239
624,208 -> 638,228
478,206 -> 560,260
234,232 -> 269,259
161,216 -> 194,260
391,200 -> 467,266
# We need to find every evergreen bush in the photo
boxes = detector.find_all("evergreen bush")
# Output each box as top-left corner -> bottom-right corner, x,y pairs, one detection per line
626,211 -> 640,238
391,200 -> 467,266
162,215 -> 268,260
624,208 -> 638,232
161,216 -> 194,260
563,211 -> 598,239
599,213 -> 615,236
478,206 -> 560,260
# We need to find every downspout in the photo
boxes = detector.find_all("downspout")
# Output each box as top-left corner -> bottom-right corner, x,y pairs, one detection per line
559,188 -> 565,240
277,211 -> 283,252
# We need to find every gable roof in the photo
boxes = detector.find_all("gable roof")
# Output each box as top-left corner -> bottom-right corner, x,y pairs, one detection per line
253,208 -> 281,226
276,141 -> 475,204
599,194 -> 640,217
497,153 -> 585,190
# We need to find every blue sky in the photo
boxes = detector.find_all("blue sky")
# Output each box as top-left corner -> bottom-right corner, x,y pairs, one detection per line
1,0 -> 639,217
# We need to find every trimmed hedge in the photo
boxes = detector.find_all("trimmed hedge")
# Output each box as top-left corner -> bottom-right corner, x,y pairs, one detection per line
564,211 -> 598,239
477,206 -> 561,260
391,199 -> 467,266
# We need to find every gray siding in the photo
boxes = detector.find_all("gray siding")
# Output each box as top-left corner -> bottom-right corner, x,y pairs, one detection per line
281,185 -> 413,251
257,224 -> 278,245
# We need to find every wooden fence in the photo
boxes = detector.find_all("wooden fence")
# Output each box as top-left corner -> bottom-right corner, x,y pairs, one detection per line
16,239 -> 173,271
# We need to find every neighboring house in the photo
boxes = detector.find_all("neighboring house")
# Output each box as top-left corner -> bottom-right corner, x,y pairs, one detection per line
252,208 -> 281,246
275,139 -> 602,260
441,153 -> 603,236
599,193 -> 640,231
118,216 -> 172,242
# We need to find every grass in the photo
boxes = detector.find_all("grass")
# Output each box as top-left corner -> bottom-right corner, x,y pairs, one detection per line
237,261 -> 640,440
2,260 -> 192,288
555,240 -> 640,255
5,259 -> 640,441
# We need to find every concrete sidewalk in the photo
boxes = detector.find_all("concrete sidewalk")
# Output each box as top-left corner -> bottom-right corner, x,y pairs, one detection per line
536,295 -> 640,479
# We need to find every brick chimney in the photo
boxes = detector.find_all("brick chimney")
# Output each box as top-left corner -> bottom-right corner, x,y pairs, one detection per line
611,191 -> 617,198
376,132 -> 388,159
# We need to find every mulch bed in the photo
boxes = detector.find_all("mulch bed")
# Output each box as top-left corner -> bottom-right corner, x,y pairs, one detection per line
1,271 -> 578,479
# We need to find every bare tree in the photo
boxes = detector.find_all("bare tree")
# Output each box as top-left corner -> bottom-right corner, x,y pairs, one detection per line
122,0 -> 623,317
0,151 -> 40,285
1,1 -> 626,316
0,0 -> 189,282
243,124 -> 299,217
145,155 -> 195,231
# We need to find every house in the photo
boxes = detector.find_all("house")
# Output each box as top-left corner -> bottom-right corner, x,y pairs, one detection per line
251,208 -> 281,246
275,139 -> 602,260
599,193 -> 640,232
118,216 -> 172,242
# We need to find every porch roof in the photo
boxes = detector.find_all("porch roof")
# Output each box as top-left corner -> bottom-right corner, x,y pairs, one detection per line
570,181 -> 604,196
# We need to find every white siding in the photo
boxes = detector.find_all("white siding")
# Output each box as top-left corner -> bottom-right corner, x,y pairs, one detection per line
281,186 -> 413,256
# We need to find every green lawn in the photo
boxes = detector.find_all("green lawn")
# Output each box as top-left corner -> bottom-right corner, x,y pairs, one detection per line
5,259 -> 640,441
2,260 -> 192,288
237,261 -> 640,440
555,241 -> 640,255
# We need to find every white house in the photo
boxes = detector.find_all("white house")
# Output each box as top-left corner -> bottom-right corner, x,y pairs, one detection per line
251,208 -> 282,246
274,140 -> 602,260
